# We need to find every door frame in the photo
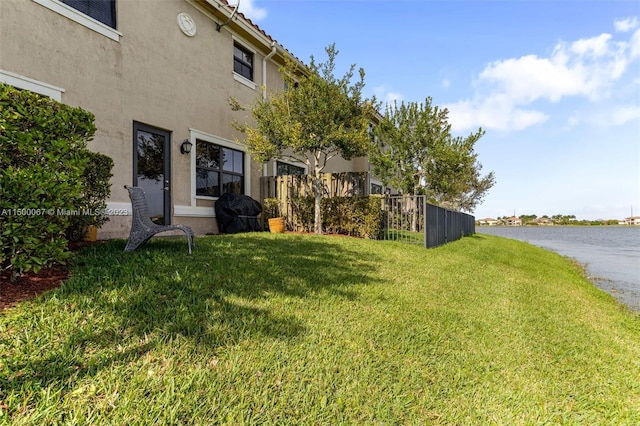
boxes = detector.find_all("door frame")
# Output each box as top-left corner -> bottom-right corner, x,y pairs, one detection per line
132,121 -> 172,225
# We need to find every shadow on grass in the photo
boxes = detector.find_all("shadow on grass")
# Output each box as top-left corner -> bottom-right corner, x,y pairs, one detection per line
3,233 -> 383,393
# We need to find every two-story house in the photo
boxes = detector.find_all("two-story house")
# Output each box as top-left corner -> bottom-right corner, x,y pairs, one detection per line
0,0 -> 376,239
505,216 -> 521,226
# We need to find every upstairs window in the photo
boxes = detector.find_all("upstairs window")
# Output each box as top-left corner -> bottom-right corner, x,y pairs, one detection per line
233,43 -> 253,81
61,0 -> 116,28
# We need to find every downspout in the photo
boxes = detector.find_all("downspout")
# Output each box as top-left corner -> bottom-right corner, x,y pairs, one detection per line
262,41 -> 277,183
262,41 -> 277,99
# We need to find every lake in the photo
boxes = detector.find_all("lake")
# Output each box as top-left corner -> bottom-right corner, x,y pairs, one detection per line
476,226 -> 640,313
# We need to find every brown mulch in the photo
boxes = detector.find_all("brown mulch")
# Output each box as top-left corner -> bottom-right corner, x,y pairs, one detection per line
0,241 -> 96,311
0,264 -> 70,310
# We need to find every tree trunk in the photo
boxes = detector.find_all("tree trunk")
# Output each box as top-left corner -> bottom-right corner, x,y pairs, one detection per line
411,183 -> 421,232
313,167 -> 323,234
411,194 -> 418,232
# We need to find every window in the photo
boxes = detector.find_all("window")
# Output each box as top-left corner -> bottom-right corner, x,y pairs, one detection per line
371,183 -> 383,195
276,161 -> 305,176
233,43 -> 253,81
60,0 -> 116,28
0,70 -> 65,102
196,140 -> 244,197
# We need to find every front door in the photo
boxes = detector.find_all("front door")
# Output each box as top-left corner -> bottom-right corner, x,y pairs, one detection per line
133,122 -> 171,225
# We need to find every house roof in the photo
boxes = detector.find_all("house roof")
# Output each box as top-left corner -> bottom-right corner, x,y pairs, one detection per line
196,0 -> 304,67
218,0 -> 274,43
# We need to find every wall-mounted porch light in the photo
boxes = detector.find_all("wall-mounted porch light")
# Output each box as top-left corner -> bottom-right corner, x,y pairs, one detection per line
180,139 -> 193,154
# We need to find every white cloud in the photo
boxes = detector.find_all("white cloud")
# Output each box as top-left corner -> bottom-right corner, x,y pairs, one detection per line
373,85 -> 403,106
593,105 -> 640,126
447,23 -> 640,132
614,17 -> 639,33
562,105 -> 640,129
564,113 -> 582,129
239,0 -> 267,22
480,33 -> 629,102
447,96 -> 549,132
631,28 -> 640,59
442,79 -> 451,89
570,33 -> 613,57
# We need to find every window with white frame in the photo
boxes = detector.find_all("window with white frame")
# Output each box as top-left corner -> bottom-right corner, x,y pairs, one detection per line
195,139 -> 245,197
233,42 -> 253,81
0,70 -> 65,101
60,0 -> 116,28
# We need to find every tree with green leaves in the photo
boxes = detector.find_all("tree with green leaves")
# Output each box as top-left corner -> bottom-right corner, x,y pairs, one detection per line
370,97 -> 495,213
231,44 -> 376,234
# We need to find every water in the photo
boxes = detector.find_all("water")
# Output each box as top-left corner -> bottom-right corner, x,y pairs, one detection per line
476,226 -> 640,312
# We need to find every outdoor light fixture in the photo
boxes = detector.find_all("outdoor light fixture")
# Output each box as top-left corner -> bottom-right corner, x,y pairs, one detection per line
180,139 -> 193,154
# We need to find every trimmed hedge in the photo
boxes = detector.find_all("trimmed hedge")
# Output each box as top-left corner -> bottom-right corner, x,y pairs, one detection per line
286,195 -> 385,239
0,83 -> 111,278
65,151 -> 114,242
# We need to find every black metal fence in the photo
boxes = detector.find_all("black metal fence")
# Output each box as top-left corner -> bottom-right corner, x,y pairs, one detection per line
382,195 -> 475,248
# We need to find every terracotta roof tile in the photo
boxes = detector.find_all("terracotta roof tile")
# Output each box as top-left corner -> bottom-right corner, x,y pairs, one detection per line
217,0 -> 302,64
218,0 -> 274,43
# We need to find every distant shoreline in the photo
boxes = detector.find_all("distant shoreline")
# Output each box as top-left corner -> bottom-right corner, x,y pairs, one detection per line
477,223 -> 638,227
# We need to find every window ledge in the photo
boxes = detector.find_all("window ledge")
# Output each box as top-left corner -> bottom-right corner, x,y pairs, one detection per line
32,0 -> 121,42
0,69 -> 65,101
233,73 -> 257,90
174,205 -> 216,217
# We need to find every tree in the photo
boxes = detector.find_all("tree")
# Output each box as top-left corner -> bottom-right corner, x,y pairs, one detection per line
370,97 -> 495,213
369,99 -> 450,196
231,44 -> 375,234
520,214 -> 538,224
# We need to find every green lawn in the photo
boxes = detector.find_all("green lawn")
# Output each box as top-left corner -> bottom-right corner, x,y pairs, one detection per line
1,233 -> 639,425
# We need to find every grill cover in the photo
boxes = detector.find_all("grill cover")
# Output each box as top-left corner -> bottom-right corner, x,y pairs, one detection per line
214,193 -> 263,233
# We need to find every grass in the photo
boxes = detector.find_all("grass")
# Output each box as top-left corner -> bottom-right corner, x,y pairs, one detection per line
381,228 -> 424,244
1,233 -> 639,425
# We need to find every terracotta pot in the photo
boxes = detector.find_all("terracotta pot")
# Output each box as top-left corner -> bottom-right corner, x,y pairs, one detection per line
268,217 -> 285,233
84,225 -> 98,242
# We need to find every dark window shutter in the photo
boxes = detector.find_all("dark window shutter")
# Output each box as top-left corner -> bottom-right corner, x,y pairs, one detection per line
61,0 -> 116,29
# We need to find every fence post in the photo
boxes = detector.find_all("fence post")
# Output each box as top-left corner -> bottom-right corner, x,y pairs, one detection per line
423,196 -> 428,248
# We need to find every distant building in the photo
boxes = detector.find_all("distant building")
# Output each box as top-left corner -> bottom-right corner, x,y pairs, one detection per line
625,216 -> 640,225
477,218 -> 499,226
505,216 -> 521,226
531,217 -> 553,225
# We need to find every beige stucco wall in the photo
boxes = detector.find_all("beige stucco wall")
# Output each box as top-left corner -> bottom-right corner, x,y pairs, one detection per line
1,0 -> 377,240
0,0 -> 288,238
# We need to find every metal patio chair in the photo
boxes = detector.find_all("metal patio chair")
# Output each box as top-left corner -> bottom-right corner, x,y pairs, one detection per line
124,185 -> 194,254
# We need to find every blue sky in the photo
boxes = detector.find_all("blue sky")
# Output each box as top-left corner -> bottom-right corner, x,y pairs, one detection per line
239,0 -> 639,220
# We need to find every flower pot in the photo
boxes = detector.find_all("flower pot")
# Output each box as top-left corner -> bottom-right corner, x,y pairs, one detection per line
84,225 -> 98,242
268,217 -> 286,233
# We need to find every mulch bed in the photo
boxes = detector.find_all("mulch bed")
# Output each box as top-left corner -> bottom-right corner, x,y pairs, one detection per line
0,241 -> 96,311
0,264 -> 70,310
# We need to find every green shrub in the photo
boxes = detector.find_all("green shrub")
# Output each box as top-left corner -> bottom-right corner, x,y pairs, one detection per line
289,196 -> 315,232
0,83 -> 101,277
65,151 -> 114,242
262,198 -> 281,219
284,195 -> 385,238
